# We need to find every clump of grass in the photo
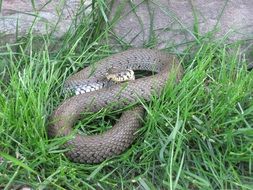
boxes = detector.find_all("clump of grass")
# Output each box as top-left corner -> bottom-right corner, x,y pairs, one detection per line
0,2 -> 253,190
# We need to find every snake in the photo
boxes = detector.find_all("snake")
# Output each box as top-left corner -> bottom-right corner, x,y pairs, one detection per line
48,49 -> 183,163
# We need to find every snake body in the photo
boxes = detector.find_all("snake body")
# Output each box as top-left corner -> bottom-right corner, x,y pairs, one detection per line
48,49 -> 183,163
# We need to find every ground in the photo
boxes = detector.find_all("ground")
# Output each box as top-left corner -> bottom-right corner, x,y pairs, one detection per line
0,1 -> 252,190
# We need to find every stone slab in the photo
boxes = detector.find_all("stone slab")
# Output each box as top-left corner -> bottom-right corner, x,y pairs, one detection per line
109,0 -> 253,51
0,0 -> 91,45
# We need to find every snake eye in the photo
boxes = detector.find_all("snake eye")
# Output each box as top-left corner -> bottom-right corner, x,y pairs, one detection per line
106,75 -> 113,81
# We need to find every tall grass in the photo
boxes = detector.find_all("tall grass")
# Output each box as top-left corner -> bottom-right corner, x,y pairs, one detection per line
0,1 -> 252,189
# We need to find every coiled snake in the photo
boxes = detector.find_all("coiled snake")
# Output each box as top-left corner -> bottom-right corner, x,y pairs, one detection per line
48,49 -> 183,163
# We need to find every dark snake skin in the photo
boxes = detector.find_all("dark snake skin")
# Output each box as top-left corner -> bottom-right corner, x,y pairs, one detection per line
48,49 -> 183,163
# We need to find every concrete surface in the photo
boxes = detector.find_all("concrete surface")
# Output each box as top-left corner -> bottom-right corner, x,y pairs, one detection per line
0,0 -> 252,59
109,0 -> 253,51
0,0 -> 91,45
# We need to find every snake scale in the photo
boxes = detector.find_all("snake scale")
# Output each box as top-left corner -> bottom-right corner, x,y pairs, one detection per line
48,49 -> 183,163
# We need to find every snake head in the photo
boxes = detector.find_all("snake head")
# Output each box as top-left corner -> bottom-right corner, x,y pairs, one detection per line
106,67 -> 135,82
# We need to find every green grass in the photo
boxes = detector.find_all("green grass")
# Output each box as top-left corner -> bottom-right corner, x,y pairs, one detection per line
0,1 -> 253,190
